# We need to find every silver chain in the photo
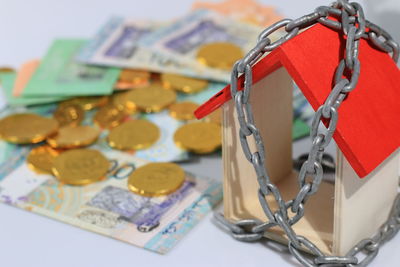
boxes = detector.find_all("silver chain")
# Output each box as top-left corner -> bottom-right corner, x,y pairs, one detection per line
215,1 -> 400,266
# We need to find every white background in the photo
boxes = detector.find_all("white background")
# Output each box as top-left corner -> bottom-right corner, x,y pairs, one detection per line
0,1 -> 399,266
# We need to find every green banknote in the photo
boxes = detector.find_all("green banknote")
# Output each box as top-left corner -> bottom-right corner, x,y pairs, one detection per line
0,73 -> 66,106
23,39 -> 120,97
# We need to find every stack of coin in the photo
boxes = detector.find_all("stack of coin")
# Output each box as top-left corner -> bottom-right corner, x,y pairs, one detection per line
0,113 -> 59,144
94,104 -> 126,128
128,162 -> 185,197
161,73 -> 208,94
174,122 -> 222,154
53,103 -> 84,127
27,146 -> 60,174
107,120 -> 160,150
168,101 -> 199,120
196,42 -> 244,70
60,96 -> 109,111
115,69 -> 151,90
124,84 -> 176,113
52,149 -> 109,185
46,125 -> 100,149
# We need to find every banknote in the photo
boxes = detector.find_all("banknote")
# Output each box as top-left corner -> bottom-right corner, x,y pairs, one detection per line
192,0 -> 282,27
0,72 -> 67,106
139,10 -> 268,78
13,59 -> 40,97
0,146 -> 222,254
23,39 -> 120,97
77,17 -> 230,82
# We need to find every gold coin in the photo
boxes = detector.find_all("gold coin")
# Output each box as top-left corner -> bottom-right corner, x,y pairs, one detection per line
168,102 -> 199,120
111,91 -> 137,113
60,96 -> 109,111
52,149 -> 109,185
128,162 -> 185,197
119,69 -> 150,83
94,104 -> 126,128
205,109 -> 222,125
27,146 -> 60,174
174,122 -> 221,154
0,67 -> 15,73
107,120 -> 160,150
46,125 -> 100,149
0,113 -> 59,144
161,73 -> 208,94
125,84 -> 176,113
196,42 -> 244,70
53,103 -> 84,127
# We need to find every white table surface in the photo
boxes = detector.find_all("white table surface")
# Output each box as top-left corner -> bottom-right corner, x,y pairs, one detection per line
0,1 -> 399,266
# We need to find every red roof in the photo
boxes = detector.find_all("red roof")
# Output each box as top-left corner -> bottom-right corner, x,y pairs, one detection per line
195,23 -> 400,178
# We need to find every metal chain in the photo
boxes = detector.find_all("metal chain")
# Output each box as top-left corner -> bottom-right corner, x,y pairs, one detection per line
215,1 -> 400,266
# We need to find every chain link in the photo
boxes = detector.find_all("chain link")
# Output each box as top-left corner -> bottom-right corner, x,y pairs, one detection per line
216,1 -> 400,266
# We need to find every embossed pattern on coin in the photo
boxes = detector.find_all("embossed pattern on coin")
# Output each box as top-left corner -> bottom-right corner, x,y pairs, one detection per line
53,103 -> 84,127
94,105 -> 126,129
0,113 -> 59,144
60,96 -> 109,111
174,122 -> 221,154
161,73 -> 208,94
107,120 -> 160,150
26,146 -> 60,174
46,125 -> 100,149
52,149 -> 109,185
112,91 -> 137,113
169,102 -> 199,120
125,84 -> 176,113
128,162 -> 185,197
196,42 -> 244,70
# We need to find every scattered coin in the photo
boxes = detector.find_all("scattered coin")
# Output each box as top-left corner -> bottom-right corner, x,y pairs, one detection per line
47,125 -> 100,149
169,102 -> 199,120
112,91 -> 137,114
60,96 -> 109,111
0,67 -> 15,73
119,69 -> 150,84
52,149 -> 109,185
128,162 -> 185,197
53,103 -> 84,127
205,109 -> 222,125
107,120 -> 160,150
94,104 -> 126,128
196,42 -> 244,70
26,146 -> 60,174
161,73 -> 208,94
0,113 -> 59,144
174,122 -> 222,154
125,84 -> 176,113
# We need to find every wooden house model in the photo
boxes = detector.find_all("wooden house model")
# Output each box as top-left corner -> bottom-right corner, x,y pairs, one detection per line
195,24 -> 400,255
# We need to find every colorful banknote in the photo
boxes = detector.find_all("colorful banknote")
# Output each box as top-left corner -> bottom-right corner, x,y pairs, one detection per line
192,0 -> 283,27
0,73 -> 67,106
139,10 -> 266,80
77,17 -> 229,82
23,39 -> 120,97
0,146 -> 222,254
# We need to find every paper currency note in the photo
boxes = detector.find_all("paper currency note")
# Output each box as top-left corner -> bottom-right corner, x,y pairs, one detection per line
77,17 -> 229,82
0,72 -> 67,106
13,59 -> 40,97
0,147 -> 222,254
192,0 -> 283,27
23,39 -> 120,97
139,10 -> 266,77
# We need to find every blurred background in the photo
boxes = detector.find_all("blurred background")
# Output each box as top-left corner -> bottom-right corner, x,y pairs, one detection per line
1,0 -> 399,66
